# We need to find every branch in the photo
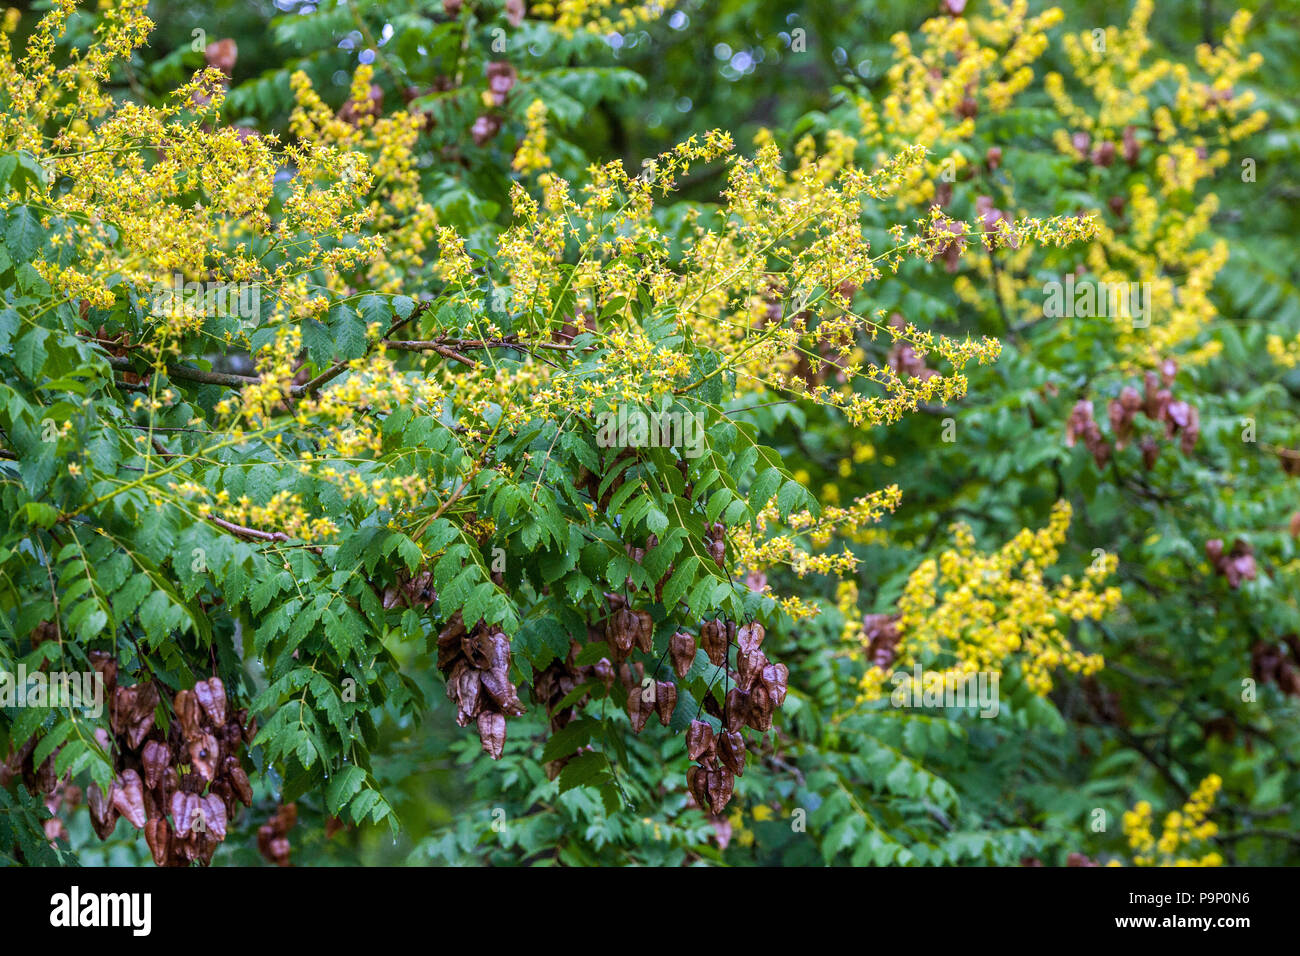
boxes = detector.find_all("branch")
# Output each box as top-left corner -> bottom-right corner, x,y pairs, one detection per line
106,354 -> 259,388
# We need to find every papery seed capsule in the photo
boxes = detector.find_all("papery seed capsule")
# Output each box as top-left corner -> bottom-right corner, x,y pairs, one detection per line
655,680 -> 677,726
141,740 -> 170,791
669,632 -> 696,679
760,662 -> 789,707
225,757 -> 253,806
478,711 -> 507,760
193,677 -> 227,726
627,686 -> 651,734
706,765 -> 735,815
724,688 -> 748,733
188,732 -> 220,781
686,720 -> 715,761
718,731 -> 746,776
111,770 -> 148,830
173,689 -> 202,739
736,622 -> 765,655
634,611 -> 654,653
88,783 -> 119,840
701,619 -> 728,666
145,817 -> 171,867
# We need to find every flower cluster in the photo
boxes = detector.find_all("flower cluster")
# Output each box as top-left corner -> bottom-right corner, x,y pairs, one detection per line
1121,774 -> 1223,867
849,501 -> 1119,701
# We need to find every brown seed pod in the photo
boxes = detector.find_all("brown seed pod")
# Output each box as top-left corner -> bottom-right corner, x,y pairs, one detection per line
746,684 -> 774,732
144,817 -> 171,866
700,619 -> 728,666
111,770 -> 148,829
633,610 -> 654,653
718,731 -> 746,776
188,732 -> 220,781
669,631 -> 696,679
224,756 -> 253,806
477,711 -> 507,759
687,764 -> 710,809
171,791 -> 200,838
141,740 -> 170,791
724,688 -> 749,733
686,720 -> 715,761
627,683 -> 652,734
737,648 -> 766,689
608,608 -> 638,656
200,794 -> 228,841
736,622 -> 765,656
193,677 -> 227,726
173,689 -> 203,740
654,680 -> 677,726
88,783 -> 119,840
760,662 -> 789,707
705,765 -> 735,815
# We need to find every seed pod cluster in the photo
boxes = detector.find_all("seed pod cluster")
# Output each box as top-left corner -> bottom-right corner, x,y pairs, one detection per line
437,611 -> 526,759
604,597 -> 654,662
257,803 -> 297,866
704,523 -> 726,569
685,620 -> 790,815
1251,636 -> 1300,697
1206,538 -> 1257,589
1066,360 -> 1199,470
80,656 -> 255,866
861,613 -> 902,670
532,638 -> 605,779
380,568 -> 438,609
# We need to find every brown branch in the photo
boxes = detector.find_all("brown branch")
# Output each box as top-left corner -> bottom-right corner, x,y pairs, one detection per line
208,515 -> 290,542
106,354 -> 260,388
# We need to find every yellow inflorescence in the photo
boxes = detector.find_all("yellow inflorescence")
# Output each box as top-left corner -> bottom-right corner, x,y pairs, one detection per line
850,501 -> 1119,701
1121,775 -> 1223,867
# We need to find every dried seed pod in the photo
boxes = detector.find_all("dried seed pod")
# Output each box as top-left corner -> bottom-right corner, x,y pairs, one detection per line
760,662 -> 789,707
705,765 -> 735,815
173,689 -> 203,740
746,684 -> 774,732
188,732 -> 220,781
477,711 -> 507,760
687,764 -> 710,809
669,632 -> 696,679
633,611 -> 654,653
141,740 -> 170,791
724,688 -> 749,733
88,651 -> 117,695
654,680 -> 677,726
144,817 -> 171,867
686,720 -> 715,761
701,619 -> 728,666
200,794 -> 228,841
225,756 -> 253,806
737,648 -> 766,689
88,783 -> 119,840
111,770 -> 148,829
736,622 -> 765,656
627,684 -> 652,734
718,731 -> 746,776
171,791 -> 200,838
608,608 -> 638,656
193,677 -> 227,726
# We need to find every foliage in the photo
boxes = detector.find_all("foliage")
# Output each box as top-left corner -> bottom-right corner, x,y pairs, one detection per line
0,0 -> 1297,867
